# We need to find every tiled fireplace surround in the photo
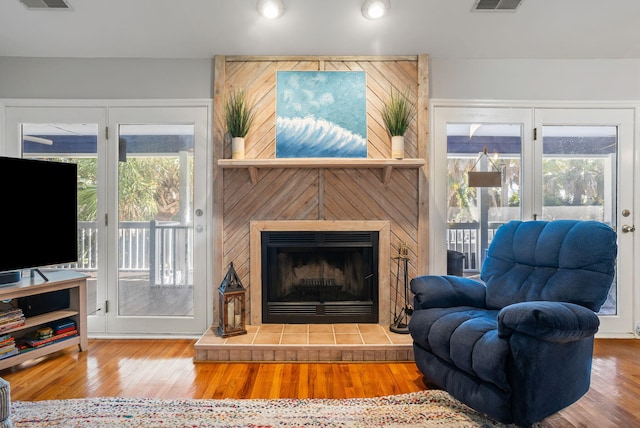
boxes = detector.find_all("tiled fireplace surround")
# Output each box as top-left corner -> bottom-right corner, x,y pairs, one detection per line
195,219 -> 415,362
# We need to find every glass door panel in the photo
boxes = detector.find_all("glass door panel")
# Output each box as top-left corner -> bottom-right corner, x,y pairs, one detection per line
21,123 -> 101,316
432,107 -> 532,275
535,109 -> 634,335
446,123 -> 522,274
116,124 -> 195,317
541,125 -> 617,315
541,125 -> 616,224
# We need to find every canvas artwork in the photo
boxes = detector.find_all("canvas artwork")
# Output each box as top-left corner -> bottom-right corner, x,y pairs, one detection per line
276,71 -> 367,158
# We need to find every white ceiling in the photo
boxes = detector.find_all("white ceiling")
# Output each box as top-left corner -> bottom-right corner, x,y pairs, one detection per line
1,0 -> 639,60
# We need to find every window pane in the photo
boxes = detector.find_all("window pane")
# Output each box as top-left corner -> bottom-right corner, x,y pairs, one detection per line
117,124 -> 195,317
542,125 -> 617,315
542,125 -> 617,224
21,123 -> 100,316
446,123 -> 522,273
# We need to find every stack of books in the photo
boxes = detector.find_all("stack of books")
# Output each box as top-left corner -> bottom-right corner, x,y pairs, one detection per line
0,334 -> 18,360
0,309 -> 25,333
19,319 -> 78,351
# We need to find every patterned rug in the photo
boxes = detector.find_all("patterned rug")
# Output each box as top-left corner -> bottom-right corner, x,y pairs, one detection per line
10,390 -> 519,428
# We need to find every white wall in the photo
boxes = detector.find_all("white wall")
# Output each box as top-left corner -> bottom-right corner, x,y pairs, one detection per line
0,57 -> 212,99
430,58 -> 640,101
2,57 -> 640,101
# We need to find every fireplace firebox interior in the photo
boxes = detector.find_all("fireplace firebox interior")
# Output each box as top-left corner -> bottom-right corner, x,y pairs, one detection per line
262,231 -> 379,324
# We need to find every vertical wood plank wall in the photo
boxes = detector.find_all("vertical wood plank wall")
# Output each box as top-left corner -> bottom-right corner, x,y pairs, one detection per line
212,55 -> 429,324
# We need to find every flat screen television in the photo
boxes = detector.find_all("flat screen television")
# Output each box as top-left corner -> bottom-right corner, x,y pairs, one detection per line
0,156 -> 78,285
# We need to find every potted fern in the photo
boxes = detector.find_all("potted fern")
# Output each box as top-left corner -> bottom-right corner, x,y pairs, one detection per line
224,88 -> 256,159
380,87 -> 416,159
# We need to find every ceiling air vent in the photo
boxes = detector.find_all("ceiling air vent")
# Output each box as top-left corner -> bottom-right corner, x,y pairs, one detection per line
20,0 -> 72,9
473,0 -> 523,11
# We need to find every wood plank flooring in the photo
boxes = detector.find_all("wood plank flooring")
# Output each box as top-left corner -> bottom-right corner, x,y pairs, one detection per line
1,338 -> 639,427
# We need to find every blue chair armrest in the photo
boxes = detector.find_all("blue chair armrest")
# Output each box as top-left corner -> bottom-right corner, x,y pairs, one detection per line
410,275 -> 487,310
497,301 -> 600,342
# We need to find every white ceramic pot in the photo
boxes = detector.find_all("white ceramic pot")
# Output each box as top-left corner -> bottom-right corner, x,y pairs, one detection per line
232,137 -> 245,160
391,135 -> 405,159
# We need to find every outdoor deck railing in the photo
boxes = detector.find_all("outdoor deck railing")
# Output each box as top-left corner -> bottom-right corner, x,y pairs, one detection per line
447,222 -> 502,272
59,220 -> 193,286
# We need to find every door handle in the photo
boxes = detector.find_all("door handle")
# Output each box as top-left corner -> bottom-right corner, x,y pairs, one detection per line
621,224 -> 635,233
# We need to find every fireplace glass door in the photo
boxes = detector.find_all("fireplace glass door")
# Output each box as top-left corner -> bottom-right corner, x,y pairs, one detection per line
262,231 -> 379,324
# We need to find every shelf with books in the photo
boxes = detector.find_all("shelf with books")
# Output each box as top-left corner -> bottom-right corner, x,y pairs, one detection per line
16,319 -> 78,354
0,334 -> 18,361
0,308 -> 25,334
1,310 -> 78,335
0,271 -> 87,371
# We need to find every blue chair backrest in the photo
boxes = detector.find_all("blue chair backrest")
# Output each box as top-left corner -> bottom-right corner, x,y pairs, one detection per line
481,220 -> 617,311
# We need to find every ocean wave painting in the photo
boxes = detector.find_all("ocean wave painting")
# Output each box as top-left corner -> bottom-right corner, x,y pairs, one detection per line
276,71 -> 367,158
276,116 -> 367,158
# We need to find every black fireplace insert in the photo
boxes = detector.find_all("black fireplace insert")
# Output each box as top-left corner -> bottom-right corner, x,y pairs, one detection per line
261,231 -> 379,324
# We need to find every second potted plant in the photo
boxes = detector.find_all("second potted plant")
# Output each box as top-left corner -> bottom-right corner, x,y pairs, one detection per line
224,88 -> 256,159
380,87 -> 416,159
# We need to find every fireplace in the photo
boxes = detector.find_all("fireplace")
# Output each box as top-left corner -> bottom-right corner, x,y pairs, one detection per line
261,231 -> 379,324
249,220 -> 391,326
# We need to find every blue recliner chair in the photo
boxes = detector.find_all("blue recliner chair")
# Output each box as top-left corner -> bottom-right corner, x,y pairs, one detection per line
408,220 -> 617,427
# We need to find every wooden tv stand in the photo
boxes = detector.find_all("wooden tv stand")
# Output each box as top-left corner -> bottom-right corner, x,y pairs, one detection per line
0,270 -> 88,371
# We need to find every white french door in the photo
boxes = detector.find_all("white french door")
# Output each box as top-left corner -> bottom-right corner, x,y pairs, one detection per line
106,106 -> 210,334
533,109 -> 634,335
432,105 -> 635,337
3,102 -> 212,336
4,106 -> 108,334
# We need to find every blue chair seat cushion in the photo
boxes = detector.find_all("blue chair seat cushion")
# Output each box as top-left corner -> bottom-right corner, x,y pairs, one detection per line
409,307 -> 510,392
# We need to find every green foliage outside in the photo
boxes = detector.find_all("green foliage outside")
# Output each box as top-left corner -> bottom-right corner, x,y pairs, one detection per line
54,157 -> 191,223
543,159 -> 604,206
448,157 -> 604,223
118,157 -> 185,221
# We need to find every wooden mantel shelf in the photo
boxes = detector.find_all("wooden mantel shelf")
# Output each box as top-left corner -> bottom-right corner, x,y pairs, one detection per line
217,158 -> 425,185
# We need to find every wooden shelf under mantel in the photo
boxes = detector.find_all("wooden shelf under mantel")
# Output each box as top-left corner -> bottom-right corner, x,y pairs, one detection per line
217,158 -> 426,185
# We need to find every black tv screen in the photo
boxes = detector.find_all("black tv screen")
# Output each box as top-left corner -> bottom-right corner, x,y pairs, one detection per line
0,156 -> 78,274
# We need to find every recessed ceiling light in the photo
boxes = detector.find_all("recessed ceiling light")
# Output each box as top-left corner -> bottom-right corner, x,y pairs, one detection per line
257,0 -> 285,19
361,0 -> 390,20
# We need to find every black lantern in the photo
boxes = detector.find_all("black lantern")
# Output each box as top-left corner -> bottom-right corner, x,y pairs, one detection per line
218,262 -> 247,337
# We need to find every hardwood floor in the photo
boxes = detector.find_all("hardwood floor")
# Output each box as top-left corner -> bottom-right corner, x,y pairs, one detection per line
1,338 -> 639,427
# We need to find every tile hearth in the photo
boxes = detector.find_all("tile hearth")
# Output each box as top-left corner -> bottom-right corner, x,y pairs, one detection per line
194,324 -> 414,362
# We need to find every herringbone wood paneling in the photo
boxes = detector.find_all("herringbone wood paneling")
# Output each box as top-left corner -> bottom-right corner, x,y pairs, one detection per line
213,56 -> 428,323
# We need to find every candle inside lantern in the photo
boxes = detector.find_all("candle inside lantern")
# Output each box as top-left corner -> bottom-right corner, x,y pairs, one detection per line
227,299 -> 235,327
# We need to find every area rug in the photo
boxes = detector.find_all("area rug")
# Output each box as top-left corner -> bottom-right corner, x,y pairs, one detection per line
10,390 -> 519,428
